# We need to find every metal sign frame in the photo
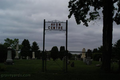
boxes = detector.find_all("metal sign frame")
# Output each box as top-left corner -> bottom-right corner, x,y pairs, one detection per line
42,19 -> 68,72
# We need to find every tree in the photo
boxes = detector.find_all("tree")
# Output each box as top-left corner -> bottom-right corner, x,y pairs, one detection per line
4,38 -> 19,49
51,46 -> 58,61
59,46 -> 65,60
92,48 -> 99,53
0,43 -> 15,63
31,41 -> 40,58
31,41 -> 39,52
86,49 -> 92,58
68,0 -> 120,72
0,44 -> 7,63
20,39 -> 31,58
113,39 -> 120,72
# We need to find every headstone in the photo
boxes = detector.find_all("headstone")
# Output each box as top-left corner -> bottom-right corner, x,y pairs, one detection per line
6,47 -> 13,64
32,52 -> 35,59
83,58 -> 86,63
81,48 -> 86,60
75,56 -> 77,60
99,58 -> 101,62
85,57 -> 92,65
15,42 -> 19,59
26,56 -> 29,60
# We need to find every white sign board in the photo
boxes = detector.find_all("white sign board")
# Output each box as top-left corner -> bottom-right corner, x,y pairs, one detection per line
45,22 -> 66,31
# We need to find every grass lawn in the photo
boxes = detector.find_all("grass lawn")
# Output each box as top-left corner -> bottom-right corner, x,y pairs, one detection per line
0,59 -> 120,80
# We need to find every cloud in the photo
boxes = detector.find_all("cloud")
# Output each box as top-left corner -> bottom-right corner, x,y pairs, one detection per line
0,0 -> 120,52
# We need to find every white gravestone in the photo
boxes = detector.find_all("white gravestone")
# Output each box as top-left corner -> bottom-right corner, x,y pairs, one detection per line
32,52 -> 35,59
99,58 -> 101,62
26,56 -> 29,60
15,43 -> 19,59
81,48 -> 86,62
6,47 -> 13,64
83,58 -> 86,63
75,56 -> 77,60
81,48 -> 86,58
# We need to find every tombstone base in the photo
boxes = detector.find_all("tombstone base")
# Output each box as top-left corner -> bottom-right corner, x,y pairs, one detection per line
6,59 -> 13,65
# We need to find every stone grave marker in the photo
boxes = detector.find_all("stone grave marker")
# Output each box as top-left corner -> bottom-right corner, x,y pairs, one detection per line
26,56 -> 29,60
99,58 -> 101,62
85,57 -> 92,65
83,58 -> 86,63
6,47 -> 13,64
32,52 -> 35,59
81,48 -> 86,62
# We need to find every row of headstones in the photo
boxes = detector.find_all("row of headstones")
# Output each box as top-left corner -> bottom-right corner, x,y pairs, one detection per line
82,57 -> 93,65
20,52 -> 36,60
81,48 -> 102,65
5,47 -> 36,64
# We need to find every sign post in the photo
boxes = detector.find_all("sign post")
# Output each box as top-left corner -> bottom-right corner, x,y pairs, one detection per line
42,19 -> 68,72
66,20 -> 68,72
42,19 -> 45,72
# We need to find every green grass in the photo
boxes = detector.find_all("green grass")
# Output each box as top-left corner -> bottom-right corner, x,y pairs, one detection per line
0,59 -> 120,80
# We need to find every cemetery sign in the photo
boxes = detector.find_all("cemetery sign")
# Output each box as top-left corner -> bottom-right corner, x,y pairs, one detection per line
45,20 -> 66,31
42,19 -> 68,72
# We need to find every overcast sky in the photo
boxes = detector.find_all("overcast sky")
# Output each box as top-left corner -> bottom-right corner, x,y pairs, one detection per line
0,0 -> 120,51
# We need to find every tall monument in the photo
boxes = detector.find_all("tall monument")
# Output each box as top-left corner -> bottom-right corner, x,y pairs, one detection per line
81,48 -> 86,62
15,42 -> 19,59
81,48 -> 86,58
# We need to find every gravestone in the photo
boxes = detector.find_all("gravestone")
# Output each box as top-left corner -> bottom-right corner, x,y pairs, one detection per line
99,58 -> 101,62
32,52 -> 35,59
15,42 -> 19,59
83,58 -> 86,63
6,47 -> 13,64
26,56 -> 29,60
85,57 -> 92,65
75,56 -> 77,60
81,48 -> 86,60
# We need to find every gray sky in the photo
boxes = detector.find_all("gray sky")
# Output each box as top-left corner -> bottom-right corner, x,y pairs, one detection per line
0,0 -> 120,51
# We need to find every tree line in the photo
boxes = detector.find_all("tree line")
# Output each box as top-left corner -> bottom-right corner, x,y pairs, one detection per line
68,0 -> 120,72
0,38 -> 72,62
82,39 -> 120,72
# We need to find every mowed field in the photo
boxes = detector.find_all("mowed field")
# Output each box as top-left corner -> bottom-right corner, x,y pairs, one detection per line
0,59 -> 120,80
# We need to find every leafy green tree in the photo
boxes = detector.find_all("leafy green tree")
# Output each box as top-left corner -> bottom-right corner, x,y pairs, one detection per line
4,38 -> 19,49
113,39 -> 120,72
0,44 -> 7,63
0,43 -> 15,63
68,0 -> 120,71
93,53 -> 102,61
92,48 -> 99,53
51,46 -> 58,61
86,49 -> 92,58
31,41 -> 40,59
98,46 -> 103,53
31,41 -> 39,52
20,39 -> 31,58
59,46 -> 65,60
68,51 -> 72,60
